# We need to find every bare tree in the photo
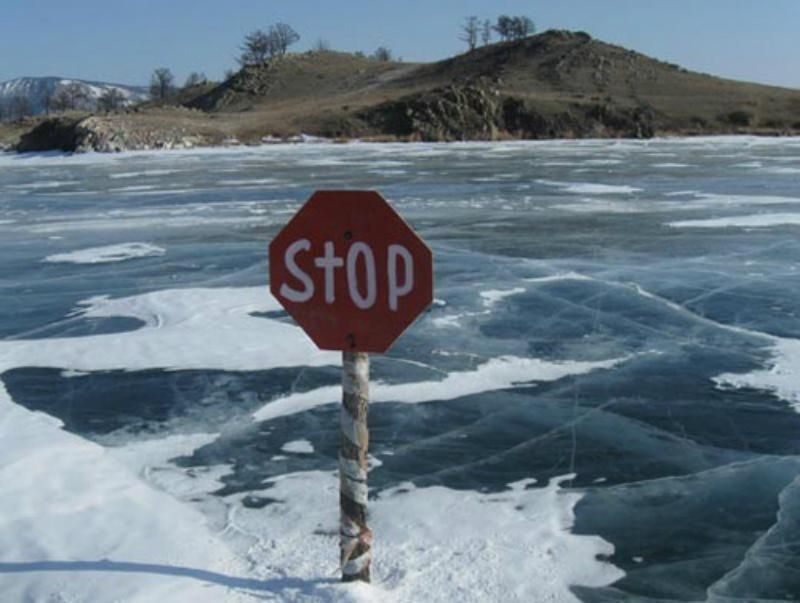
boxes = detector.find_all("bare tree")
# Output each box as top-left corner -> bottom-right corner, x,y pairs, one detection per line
149,68 -> 175,100
513,16 -> 536,38
494,15 -> 513,41
184,72 -> 207,88
64,82 -> 90,109
313,38 -> 331,52
239,29 -> 272,65
460,16 -> 479,51
495,15 -> 536,41
50,82 -> 90,112
51,90 -> 70,112
372,46 -> 392,62
270,22 -> 300,57
9,96 -> 32,120
98,88 -> 126,112
481,19 -> 492,46
43,89 -> 55,115
238,24 -> 300,65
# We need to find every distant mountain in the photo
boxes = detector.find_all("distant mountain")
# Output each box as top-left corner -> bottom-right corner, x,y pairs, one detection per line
0,77 -> 148,117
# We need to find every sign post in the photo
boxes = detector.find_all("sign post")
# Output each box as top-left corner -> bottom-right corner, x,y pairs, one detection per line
339,351 -> 371,581
269,190 -> 433,582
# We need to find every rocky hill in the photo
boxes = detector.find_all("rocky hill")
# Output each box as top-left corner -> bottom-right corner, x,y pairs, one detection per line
9,30 -> 800,152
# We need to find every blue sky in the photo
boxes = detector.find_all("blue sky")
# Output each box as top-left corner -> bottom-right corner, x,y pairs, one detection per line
2,0 -> 798,88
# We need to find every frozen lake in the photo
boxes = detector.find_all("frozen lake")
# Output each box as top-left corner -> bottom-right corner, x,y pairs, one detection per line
1,137 -> 800,602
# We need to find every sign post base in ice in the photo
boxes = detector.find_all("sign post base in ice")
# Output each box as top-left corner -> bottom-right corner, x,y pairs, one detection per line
269,190 -> 433,583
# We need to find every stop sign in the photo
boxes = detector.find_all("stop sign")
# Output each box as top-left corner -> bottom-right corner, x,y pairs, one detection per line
269,190 -> 433,353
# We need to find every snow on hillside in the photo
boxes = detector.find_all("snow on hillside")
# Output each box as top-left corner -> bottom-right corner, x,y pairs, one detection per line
0,76 -> 148,116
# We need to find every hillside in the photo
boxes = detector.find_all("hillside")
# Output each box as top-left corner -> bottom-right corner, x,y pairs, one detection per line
0,77 -> 147,117
9,30 -> 800,152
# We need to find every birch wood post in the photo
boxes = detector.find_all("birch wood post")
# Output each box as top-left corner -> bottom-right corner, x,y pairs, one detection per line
339,351 -> 372,582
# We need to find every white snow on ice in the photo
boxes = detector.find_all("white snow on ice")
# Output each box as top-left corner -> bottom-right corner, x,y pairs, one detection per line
480,287 -> 526,307
553,199 -> 643,214
689,193 -> 800,207
281,439 -> 315,454
43,242 -> 166,264
0,382 -> 253,603
715,337 -> 800,413
669,213 -> 800,229
201,470 -> 624,602
109,169 -> 183,179
538,180 -> 642,195
5,180 -> 77,190
0,287 -> 335,373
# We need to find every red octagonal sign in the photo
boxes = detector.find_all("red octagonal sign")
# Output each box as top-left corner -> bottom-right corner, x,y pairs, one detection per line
269,190 -> 433,353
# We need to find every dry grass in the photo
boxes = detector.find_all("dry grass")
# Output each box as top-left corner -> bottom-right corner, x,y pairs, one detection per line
178,31 -> 800,139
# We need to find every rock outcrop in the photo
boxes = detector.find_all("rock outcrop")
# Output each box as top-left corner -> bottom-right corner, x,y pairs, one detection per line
360,79 -> 657,141
16,112 -> 217,153
361,80 -> 503,141
15,115 -> 87,152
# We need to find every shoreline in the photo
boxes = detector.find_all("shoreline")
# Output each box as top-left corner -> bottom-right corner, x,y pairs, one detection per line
4,129 -> 800,157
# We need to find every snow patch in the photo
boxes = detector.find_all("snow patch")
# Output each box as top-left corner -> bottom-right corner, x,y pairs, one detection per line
669,213 -> 800,229
217,470 -> 623,602
0,287 -> 335,373
715,337 -> 800,413
480,287 -> 526,307
44,242 -> 166,264
539,180 -> 642,195
109,169 -> 182,179
0,381 -> 250,603
281,439 -> 315,454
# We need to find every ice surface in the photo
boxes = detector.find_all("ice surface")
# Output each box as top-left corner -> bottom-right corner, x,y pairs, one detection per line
254,354 -> 629,422
4,137 -> 800,602
43,242 -> 166,264
0,379 -> 622,602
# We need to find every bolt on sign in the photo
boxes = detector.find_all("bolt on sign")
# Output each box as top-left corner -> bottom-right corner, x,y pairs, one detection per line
269,190 -> 434,583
